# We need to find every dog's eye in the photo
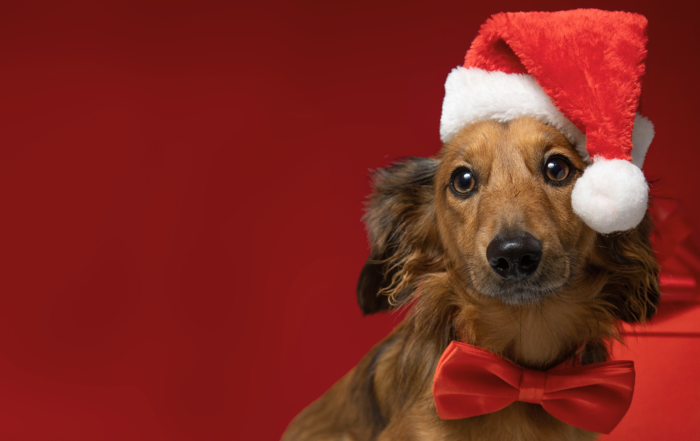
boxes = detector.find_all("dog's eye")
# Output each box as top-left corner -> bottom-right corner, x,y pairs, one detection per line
451,167 -> 476,195
544,157 -> 571,183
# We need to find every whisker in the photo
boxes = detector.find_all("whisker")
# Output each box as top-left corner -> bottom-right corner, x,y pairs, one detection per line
536,300 -> 557,343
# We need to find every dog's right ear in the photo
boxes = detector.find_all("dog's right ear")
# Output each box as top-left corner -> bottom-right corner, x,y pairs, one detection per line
357,157 -> 441,315
356,247 -> 396,315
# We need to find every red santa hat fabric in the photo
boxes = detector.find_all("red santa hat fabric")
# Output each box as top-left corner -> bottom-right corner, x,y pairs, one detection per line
440,10 -> 654,234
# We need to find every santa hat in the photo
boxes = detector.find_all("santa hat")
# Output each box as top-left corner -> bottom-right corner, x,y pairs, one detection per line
440,10 -> 653,234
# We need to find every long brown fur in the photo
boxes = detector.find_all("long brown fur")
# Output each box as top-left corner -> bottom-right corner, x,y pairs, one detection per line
282,117 -> 660,441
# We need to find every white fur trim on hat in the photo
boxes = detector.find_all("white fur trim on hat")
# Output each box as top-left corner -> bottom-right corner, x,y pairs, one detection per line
631,114 -> 654,168
440,67 -> 588,160
571,157 -> 649,234
440,67 -> 655,167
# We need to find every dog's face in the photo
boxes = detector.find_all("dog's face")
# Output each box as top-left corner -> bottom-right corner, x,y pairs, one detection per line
358,116 -> 658,323
434,117 -> 595,305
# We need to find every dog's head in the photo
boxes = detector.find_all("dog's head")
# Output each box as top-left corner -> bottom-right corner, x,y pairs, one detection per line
358,117 -> 659,323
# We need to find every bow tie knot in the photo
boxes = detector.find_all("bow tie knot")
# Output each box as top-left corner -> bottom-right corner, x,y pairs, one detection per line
518,369 -> 547,404
432,341 -> 635,434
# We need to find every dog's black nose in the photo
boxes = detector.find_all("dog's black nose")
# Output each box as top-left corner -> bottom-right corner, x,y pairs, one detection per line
486,232 -> 542,281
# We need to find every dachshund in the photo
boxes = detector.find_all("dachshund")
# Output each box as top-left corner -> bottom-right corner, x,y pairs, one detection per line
281,116 -> 660,441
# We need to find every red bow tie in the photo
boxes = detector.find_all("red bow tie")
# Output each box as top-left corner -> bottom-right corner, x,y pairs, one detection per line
432,341 -> 635,434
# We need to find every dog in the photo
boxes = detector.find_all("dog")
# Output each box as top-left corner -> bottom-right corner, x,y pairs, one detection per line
281,117 -> 660,441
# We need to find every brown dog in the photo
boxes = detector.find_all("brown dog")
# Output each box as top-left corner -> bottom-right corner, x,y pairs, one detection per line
282,117 -> 659,441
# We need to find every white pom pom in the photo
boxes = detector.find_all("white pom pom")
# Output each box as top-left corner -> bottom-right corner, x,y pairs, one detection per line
571,158 -> 648,234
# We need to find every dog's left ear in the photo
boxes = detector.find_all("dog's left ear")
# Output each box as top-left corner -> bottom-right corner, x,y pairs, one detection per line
357,157 -> 442,315
597,213 -> 661,323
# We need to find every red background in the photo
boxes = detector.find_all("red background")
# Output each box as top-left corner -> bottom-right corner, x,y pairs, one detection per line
0,1 -> 697,440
